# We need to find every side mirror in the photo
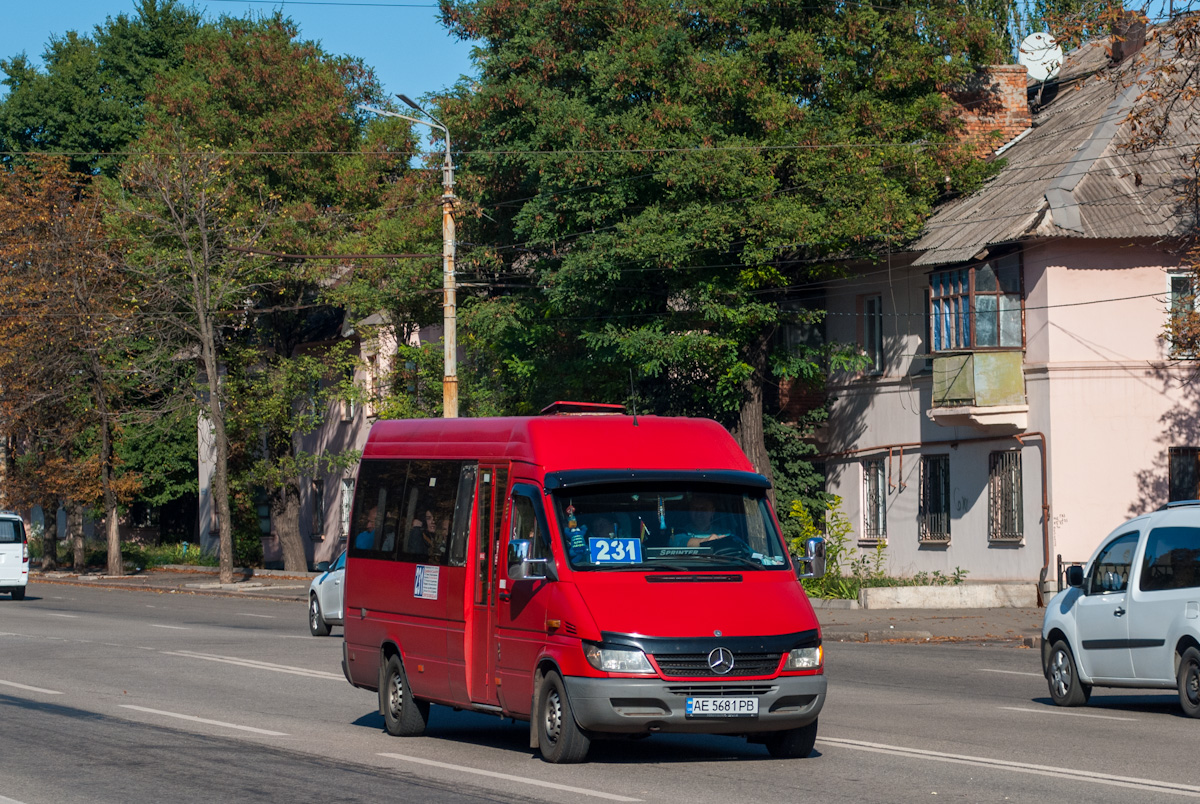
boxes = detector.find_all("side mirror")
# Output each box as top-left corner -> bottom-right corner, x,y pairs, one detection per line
315,561 -> 331,573
1065,564 -> 1084,589
796,537 -> 826,580
507,539 -> 548,581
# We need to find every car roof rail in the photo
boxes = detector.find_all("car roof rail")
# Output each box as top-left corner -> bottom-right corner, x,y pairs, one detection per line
1158,499 -> 1200,511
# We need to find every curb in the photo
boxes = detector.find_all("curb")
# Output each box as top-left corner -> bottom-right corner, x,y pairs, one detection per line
30,574 -> 306,603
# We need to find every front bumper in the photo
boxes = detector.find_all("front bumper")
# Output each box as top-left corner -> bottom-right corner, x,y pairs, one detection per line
564,674 -> 825,735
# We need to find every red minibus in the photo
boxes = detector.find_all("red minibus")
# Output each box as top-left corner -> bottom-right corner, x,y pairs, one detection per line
341,406 -> 827,763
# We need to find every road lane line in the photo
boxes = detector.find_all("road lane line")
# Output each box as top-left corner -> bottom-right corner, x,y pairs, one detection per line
818,736 -> 1200,797
999,705 -> 1135,721
979,668 -> 1042,677
236,613 -> 275,619
378,753 -> 642,802
149,624 -> 189,630
164,650 -> 342,680
119,705 -> 287,736
44,613 -> 79,619
0,679 -> 63,695
0,794 -> 33,804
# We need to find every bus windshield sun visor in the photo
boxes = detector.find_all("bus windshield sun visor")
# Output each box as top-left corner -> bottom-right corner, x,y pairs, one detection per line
543,469 -> 772,492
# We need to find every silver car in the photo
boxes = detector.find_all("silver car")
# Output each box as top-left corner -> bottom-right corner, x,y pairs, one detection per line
308,551 -> 345,636
0,511 -> 29,601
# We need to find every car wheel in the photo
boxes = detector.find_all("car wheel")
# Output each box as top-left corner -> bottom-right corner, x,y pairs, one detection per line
10,588 -> 25,601
764,718 -> 818,759
537,670 -> 590,763
381,654 -> 429,737
1177,646 -> 1200,718
1046,639 -> 1090,706
308,594 -> 330,636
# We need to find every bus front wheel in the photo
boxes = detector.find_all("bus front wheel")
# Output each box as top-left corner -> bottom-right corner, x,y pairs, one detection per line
381,654 -> 429,737
536,670 -> 590,763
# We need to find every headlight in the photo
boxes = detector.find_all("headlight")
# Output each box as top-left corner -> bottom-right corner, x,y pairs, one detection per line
784,645 -> 822,671
583,643 -> 654,674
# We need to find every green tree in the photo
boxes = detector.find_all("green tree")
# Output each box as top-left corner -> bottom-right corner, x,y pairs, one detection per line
0,0 -> 202,175
439,0 -> 1005,482
119,13 -> 429,575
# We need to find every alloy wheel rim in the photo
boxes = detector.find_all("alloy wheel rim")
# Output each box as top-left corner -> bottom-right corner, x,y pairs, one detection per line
1187,661 -> 1200,705
1051,650 -> 1071,698
309,599 -> 319,629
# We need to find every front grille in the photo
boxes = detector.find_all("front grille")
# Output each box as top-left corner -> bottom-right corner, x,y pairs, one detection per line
667,684 -> 775,696
653,652 -> 780,678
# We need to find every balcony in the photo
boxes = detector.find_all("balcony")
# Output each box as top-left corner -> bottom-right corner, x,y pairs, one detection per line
927,350 -> 1027,431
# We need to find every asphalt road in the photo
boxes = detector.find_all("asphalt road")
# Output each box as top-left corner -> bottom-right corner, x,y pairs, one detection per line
1,583 -> 1198,803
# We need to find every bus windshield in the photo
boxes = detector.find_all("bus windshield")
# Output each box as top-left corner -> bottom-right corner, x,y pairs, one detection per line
552,484 -> 791,572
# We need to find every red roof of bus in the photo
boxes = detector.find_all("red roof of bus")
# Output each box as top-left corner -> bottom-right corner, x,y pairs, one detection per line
362,415 -> 753,474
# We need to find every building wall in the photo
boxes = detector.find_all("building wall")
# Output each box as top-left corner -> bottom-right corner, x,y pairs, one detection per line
821,240 -> 1193,584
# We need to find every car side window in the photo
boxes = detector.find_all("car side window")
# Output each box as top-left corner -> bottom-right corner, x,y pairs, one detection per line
1088,532 -> 1139,594
332,552 -> 346,571
1140,526 -> 1200,592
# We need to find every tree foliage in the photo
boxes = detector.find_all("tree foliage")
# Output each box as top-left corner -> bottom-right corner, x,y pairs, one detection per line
439,0 -> 1006,485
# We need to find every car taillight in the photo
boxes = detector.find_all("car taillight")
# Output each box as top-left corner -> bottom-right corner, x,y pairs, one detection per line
22,540 -> 28,563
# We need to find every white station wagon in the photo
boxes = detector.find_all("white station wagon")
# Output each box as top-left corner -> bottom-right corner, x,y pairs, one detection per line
0,510 -> 29,601
1042,501 -> 1200,716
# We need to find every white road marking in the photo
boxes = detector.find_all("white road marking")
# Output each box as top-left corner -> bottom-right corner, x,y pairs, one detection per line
979,668 -> 1042,677
120,705 -> 287,736
149,624 -> 189,630
43,613 -> 79,619
378,753 -> 643,802
819,736 -> 1200,797
999,705 -> 1135,721
0,794 -> 33,804
0,679 -> 63,695
164,650 -> 342,680
235,613 -> 275,619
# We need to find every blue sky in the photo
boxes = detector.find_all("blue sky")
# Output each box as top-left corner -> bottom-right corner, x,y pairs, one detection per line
0,0 -> 478,103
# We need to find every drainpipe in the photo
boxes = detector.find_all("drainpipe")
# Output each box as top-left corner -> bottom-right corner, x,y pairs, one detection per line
822,430 -> 1052,605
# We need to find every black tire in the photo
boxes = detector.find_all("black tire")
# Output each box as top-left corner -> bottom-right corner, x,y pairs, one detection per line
1046,639 -> 1090,706
764,719 -> 818,759
10,588 -> 24,601
381,654 -> 429,736
1177,646 -> 1200,718
537,670 -> 590,763
308,595 -> 330,637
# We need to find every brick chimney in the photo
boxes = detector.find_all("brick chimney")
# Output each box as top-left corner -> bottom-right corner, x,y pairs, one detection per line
945,65 -> 1033,157
1111,11 -> 1147,65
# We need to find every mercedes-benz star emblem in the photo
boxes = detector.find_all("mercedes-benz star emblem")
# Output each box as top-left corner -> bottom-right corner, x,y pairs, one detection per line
708,647 -> 735,675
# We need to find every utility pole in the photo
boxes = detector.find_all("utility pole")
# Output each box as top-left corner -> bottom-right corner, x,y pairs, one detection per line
359,96 -> 459,417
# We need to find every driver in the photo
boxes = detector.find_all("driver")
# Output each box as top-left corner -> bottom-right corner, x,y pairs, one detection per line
684,498 -> 736,547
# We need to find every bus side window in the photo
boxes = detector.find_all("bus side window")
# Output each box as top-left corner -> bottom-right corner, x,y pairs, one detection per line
448,464 -> 477,567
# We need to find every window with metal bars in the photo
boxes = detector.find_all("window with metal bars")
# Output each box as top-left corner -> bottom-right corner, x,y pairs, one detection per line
862,459 -> 886,542
1169,447 -> 1200,502
988,451 -> 1023,542
919,455 -> 951,543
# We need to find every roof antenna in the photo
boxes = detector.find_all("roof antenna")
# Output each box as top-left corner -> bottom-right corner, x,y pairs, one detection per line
629,368 -> 639,427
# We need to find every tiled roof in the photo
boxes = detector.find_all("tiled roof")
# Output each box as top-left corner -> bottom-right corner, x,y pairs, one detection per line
912,33 -> 1194,267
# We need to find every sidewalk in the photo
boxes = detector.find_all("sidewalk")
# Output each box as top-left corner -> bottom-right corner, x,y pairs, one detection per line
31,565 -> 313,603
28,567 -> 1047,646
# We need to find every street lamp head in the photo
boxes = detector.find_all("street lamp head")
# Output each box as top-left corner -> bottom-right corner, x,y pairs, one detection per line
397,94 -> 421,112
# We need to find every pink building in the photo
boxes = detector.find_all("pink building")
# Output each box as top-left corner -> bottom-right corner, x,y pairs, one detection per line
821,28 -> 1196,598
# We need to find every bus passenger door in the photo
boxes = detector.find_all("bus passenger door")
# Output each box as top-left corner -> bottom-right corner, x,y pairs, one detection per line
495,484 -> 554,717
467,464 -> 507,706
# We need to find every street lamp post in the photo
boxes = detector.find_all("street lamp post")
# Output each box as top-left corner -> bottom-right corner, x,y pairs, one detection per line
358,96 -> 459,418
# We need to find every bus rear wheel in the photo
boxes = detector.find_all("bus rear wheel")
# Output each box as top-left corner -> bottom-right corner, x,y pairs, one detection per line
381,654 -> 429,737
537,670 -> 590,763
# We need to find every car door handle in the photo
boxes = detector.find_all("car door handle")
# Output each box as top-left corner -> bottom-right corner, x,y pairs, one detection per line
1114,607 -> 1126,617
499,591 -> 511,602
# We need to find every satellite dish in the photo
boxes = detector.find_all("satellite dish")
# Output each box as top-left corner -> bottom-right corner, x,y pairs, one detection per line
1019,32 -> 1063,82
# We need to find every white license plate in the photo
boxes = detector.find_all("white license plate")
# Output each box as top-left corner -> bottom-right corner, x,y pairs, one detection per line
685,697 -> 759,718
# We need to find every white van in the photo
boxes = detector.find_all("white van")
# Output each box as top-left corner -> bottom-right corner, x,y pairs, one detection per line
0,511 -> 28,601
1042,500 -> 1200,717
